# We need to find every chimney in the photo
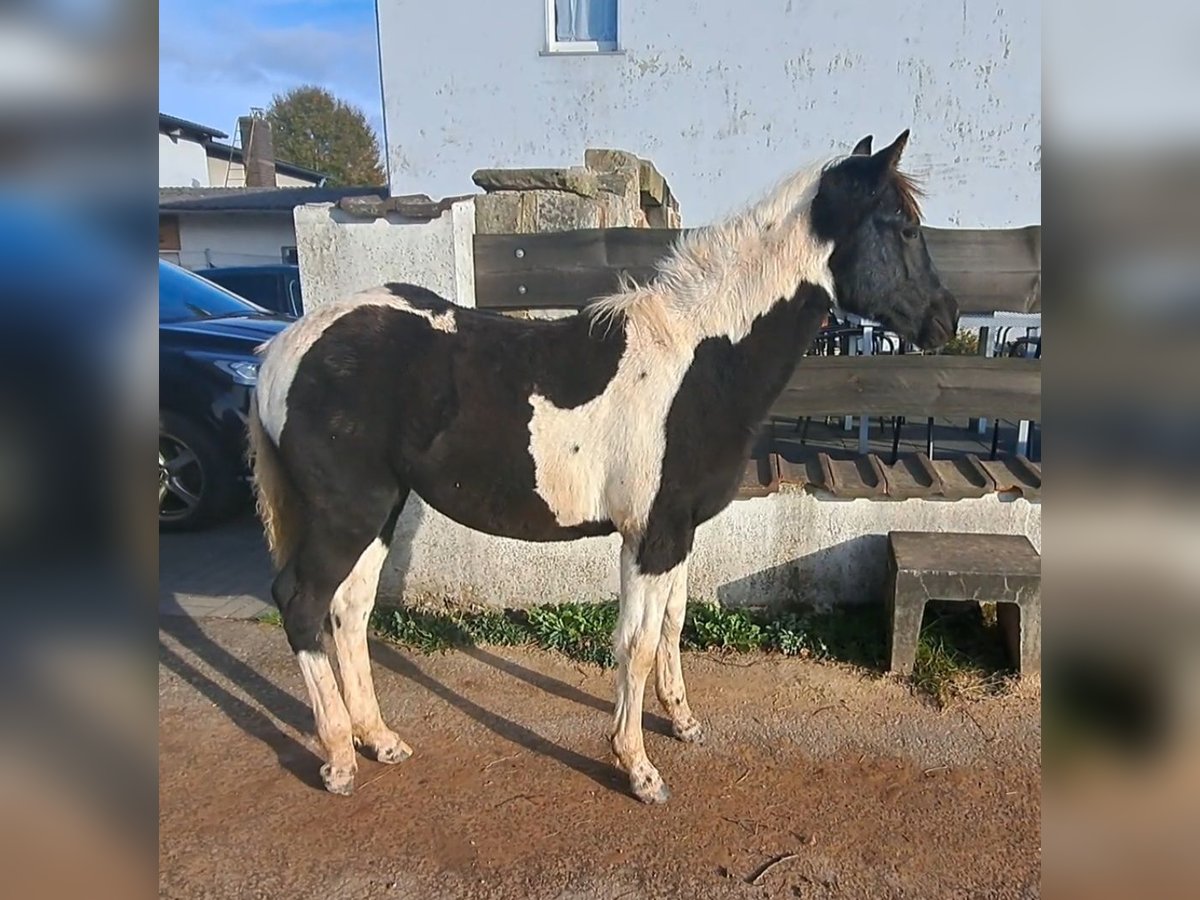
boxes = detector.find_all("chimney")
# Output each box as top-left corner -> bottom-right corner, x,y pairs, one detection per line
238,114 -> 277,187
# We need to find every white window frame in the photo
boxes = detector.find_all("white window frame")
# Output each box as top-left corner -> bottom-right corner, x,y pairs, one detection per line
543,0 -> 621,55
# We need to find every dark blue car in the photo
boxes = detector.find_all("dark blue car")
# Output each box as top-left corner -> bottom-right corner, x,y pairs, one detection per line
159,260 -> 293,530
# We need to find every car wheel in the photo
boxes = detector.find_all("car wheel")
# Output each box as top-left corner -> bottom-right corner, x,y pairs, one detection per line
159,412 -> 240,531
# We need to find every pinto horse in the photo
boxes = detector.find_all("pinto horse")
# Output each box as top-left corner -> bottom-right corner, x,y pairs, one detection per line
248,131 -> 958,804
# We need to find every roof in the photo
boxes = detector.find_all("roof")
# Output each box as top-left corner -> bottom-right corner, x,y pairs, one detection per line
160,112 -> 329,183
159,185 -> 386,213
204,140 -> 329,185
159,113 -> 227,141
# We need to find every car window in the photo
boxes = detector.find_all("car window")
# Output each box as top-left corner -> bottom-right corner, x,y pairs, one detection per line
287,277 -> 303,315
159,262 -> 269,322
207,272 -> 280,308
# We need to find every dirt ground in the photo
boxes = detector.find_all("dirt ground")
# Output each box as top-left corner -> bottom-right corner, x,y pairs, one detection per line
159,617 -> 1040,899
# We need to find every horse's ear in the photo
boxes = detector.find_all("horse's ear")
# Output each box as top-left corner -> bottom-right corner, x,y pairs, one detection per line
875,129 -> 910,169
851,135 -> 873,156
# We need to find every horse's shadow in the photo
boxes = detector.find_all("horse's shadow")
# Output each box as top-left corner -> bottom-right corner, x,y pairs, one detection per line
158,615 -> 324,791
160,609 -> 655,800
458,643 -> 676,739
368,638 -> 635,797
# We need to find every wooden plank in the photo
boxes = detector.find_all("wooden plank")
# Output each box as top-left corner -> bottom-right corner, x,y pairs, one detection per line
771,356 -> 1040,421
474,229 -> 678,309
924,226 -> 1041,314
475,225 -> 1041,314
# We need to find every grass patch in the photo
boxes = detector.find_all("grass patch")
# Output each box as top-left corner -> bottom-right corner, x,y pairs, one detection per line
361,598 -> 1013,706
911,601 -> 1015,707
257,608 -> 282,627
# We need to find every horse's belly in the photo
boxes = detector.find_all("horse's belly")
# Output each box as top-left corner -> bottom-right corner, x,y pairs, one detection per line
408,468 -> 616,543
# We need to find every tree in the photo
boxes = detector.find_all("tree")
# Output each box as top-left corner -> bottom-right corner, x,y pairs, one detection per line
266,86 -> 385,186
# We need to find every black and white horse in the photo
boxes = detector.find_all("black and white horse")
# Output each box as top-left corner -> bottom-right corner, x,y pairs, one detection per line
248,131 -> 958,804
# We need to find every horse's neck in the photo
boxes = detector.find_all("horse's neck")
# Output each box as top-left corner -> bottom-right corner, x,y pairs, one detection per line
692,284 -> 830,428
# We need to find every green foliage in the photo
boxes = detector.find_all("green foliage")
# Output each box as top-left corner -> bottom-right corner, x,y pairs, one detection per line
910,602 -> 1014,707
937,330 -> 980,355
525,603 -> 618,667
266,85 -> 385,186
683,603 -> 762,652
257,608 -> 282,627
365,598 -> 1012,707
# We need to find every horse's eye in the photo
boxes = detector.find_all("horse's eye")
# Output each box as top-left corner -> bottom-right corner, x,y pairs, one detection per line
901,226 -> 919,241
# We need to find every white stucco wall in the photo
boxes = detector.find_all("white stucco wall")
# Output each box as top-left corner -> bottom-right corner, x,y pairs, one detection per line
159,133 -> 210,188
377,0 -> 1039,227
379,488 -> 1041,610
293,200 -> 477,310
176,213 -> 297,270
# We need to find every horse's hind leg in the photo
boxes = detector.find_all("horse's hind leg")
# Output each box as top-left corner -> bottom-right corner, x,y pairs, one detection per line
330,497 -> 413,766
275,504 -> 393,795
654,556 -> 703,743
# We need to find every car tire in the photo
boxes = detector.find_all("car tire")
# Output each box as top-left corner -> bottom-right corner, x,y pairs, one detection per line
159,411 -> 241,531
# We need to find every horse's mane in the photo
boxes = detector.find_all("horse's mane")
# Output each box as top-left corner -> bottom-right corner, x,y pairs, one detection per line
587,156 -> 924,344
586,157 -> 839,344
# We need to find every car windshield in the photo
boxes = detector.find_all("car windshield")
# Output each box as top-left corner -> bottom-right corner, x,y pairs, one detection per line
159,260 -> 272,323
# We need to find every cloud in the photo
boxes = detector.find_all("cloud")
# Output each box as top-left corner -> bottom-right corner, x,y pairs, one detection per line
159,2 -> 383,137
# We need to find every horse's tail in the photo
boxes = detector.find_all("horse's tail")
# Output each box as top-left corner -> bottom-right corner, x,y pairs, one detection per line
247,395 -> 301,569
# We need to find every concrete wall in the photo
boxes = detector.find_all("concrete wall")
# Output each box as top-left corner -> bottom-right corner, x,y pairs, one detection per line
159,133 -> 210,188
379,488 -> 1041,610
293,200 -> 477,310
176,213 -> 297,270
377,0 -> 1040,227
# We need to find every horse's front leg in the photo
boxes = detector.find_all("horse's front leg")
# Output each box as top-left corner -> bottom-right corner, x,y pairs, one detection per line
611,540 -> 683,804
654,555 -> 703,743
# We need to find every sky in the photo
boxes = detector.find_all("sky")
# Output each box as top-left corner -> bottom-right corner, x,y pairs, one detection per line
159,0 -> 384,145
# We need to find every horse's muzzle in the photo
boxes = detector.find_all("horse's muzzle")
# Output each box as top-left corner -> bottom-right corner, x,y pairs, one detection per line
918,293 -> 959,350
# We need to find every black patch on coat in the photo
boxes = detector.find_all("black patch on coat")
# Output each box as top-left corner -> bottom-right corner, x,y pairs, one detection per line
278,288 -> 625,547
636,283 -> 832,575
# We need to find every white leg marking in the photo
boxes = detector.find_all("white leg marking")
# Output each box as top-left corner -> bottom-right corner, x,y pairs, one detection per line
654,556 -> 702,743
330,538 -> 412,764
611,542 -> 679,804
296,649 -> 357,795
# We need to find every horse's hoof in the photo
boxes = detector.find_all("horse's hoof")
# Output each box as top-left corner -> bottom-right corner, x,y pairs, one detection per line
673,718 -> 705,745
320,763 -> 356,796
631,770 -> 671,805
374,735 -> 413,765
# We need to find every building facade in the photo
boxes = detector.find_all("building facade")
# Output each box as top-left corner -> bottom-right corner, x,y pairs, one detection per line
376,0 -> 1039,227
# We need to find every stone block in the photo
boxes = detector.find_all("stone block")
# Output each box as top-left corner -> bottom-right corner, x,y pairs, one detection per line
472,167 -> 599,198
532,190 -> 603,232
585,148 -> 640,175
474,192 -> 536,234
886,531 -> 1041,677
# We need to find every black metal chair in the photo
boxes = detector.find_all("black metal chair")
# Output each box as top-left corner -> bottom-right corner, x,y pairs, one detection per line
988,336 -> 1042,459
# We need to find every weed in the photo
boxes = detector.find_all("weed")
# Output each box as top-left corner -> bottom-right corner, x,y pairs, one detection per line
525,602 -> 618,667
910,602 -> 1014,707
683,603 -> 761,652
365,597 -> 1014,707
257,609 -> 282,627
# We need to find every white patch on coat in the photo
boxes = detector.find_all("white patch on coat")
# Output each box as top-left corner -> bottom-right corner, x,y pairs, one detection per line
533,157 -> 839,534
329,539 -> 389,723
528,330 -> 692,534
256,286 -> 457,444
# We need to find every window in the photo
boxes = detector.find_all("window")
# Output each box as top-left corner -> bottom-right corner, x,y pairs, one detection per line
546,0 -> 618,53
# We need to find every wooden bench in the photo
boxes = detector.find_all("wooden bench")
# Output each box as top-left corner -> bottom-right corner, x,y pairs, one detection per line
886,531 -> 1041,677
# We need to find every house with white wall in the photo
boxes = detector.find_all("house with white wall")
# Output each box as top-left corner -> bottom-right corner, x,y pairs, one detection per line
159,112 -> 344,270
376,0 -> 1039,227
159,185 -> 384,270
159,114 -> 327,189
